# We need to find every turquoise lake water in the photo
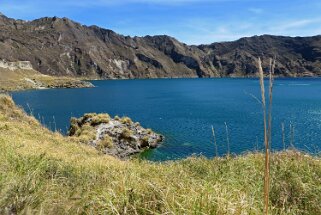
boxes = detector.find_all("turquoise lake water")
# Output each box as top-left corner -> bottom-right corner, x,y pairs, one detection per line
11,78 -> 321,161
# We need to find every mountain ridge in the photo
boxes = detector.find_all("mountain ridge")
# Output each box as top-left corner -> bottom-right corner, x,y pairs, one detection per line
1,14 -> 321,78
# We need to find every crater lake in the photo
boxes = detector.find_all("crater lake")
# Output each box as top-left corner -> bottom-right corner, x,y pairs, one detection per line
11,78 -> 321,161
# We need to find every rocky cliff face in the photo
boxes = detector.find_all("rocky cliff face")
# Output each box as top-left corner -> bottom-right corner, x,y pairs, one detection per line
199,35 -> 321,77
0,60 -> 33,70
1,13 -> 321,78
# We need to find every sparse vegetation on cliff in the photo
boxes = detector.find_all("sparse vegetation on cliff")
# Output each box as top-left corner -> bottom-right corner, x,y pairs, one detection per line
0,94 -> 320,214
120,117 -> 133,125
97,134 -> 114,150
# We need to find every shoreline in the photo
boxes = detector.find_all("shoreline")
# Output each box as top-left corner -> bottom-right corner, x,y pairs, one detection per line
5,75 -> 321,93
0,78 -> 94,93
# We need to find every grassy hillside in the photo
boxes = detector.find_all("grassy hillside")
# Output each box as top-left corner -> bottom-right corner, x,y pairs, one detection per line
0,94 -> 320,214
0,68 -> 92,92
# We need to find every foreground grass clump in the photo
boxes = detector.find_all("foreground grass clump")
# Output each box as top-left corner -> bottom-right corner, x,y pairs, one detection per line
0,95 -> 320,214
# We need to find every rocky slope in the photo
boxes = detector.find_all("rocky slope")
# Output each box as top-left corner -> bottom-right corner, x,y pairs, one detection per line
199,35 -> 321,77
1,13 -> 321,78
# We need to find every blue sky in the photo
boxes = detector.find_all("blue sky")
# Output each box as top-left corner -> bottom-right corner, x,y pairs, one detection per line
1,0 -> 321,45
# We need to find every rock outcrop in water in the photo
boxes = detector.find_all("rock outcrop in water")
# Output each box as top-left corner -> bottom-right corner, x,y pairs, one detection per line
1,13 -> 321,78
68,113 -> 163,159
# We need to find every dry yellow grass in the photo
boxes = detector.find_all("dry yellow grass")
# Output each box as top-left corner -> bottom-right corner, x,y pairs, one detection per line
97,134 -> 114,150
0,95 -> 320,214
120,117 -> 133,125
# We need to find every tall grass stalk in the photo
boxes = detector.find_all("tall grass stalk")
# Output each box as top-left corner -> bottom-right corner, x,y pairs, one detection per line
255,136 -> 259,151
282,122 -> 285,150
258,57 -> 275,215
26,103 -> 33,116
268,58 -> 275,149
291,123 -> 295,148
211,125 -> 218,157
289,122 -> 295,148
53,116 -> 57,132
224,122 -> 230,157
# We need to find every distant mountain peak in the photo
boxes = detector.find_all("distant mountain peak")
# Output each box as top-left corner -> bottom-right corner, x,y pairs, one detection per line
0,12 -> 8,19
0,15 -> 321,78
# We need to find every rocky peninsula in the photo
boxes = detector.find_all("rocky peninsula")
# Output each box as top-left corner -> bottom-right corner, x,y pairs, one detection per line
68,113 -> 163,159
0,60 -> 94,92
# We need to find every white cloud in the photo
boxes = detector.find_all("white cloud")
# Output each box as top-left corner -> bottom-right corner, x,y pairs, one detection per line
271,19 -> 321,31
248,8 -> 263,14
169,17 -> 321,45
